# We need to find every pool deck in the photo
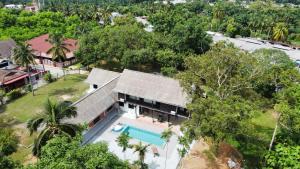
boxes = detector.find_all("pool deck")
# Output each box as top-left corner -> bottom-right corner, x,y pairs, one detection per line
84,111 -> 182,169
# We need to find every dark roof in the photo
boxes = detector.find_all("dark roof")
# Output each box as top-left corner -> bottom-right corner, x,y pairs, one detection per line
0,39 -> 16,59
27,34 -> 78,59
0,69 -> 27,85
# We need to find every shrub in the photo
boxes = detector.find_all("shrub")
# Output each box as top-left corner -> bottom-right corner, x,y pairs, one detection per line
43,72 -> 55,83
6,89 -> 22,101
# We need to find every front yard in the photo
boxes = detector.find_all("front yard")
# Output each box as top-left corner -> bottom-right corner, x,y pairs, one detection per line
0,74 -> 88,163
0,74 -> 88,123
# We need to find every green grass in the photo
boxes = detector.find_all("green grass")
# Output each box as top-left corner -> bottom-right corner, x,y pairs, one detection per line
239,110 -> 277,167
291,40 -> 300,46
0,74 -> 88,123
2,74 -> 88,164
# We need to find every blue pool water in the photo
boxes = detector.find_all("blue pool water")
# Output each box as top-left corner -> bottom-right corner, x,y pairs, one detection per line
122,125 -> 165,147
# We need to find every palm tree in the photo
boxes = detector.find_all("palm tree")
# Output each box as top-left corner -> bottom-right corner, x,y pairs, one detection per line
13,43 -> 36,96
27,99 -> 79,156
132,142 -> 150,169
161,128 -> 172,169
116,132 -> 130,159
273,22 -> 288,42
46,33 -> 70,67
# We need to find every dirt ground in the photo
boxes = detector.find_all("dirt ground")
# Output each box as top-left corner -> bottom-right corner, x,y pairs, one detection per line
180,139 -> 228,169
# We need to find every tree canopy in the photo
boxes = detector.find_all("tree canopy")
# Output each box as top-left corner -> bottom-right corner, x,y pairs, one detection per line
26,136 -> 130,169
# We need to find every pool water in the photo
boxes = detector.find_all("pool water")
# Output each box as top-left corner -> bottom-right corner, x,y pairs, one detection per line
122,125 -> 165,147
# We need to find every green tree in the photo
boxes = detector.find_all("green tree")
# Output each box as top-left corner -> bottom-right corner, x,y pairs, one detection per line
27,99 -> 79,156
253,49 -> 300,97
161,128 -> 172,169
171,19 -> 212,54
0,127 -> 20,169
265,144 -> 300,169
132,142 -> 150,169
13,43 -> 36,96
178,42 -> 260,100
116,132 -> 130,158
273,22 -> 288,42
0,128 -> 18,156
47,32 -> 70,66
27,135 -> 130,168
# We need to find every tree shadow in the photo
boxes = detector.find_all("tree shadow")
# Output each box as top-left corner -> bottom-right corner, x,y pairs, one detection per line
49,88 -> 77,96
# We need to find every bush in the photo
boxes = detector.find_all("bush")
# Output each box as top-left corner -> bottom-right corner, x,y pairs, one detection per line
43,72 -> 55,83
6,89 -> 22,101
25,84 -> 32,92
0,128 -> 19,156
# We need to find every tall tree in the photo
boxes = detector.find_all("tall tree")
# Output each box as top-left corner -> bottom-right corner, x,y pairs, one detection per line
178,41 -> 260,100
252,49 -> 299,97
13,43 -> 36,96
161,128 -> 172,169
27,99 -> 79,156
116,132 -> 130,159
47,32 -> 70,66
132,142 -> 150,169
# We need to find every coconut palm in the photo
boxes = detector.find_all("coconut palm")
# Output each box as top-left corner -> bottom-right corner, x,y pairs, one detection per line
46,33 -> 70,66
161,128 -> 172,169
132,142 -> 150,169
13,43 -> 36,96
116,132 -> 130,158
27,99 -> 79,156
273,22 -> 288,42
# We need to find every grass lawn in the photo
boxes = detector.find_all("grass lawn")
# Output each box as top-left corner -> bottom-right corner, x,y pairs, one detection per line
0,74 -> 88,164
240,110 -> 277,167
0,74 -> 88,123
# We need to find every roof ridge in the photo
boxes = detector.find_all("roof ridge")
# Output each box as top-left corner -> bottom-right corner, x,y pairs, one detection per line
123,69 -> 178,82
72,75 -> 120,106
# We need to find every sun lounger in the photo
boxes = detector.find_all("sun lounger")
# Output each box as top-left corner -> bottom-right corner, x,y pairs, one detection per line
152,146 -> 159,157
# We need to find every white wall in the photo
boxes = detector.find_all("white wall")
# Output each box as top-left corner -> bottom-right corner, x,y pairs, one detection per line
120,102 -> 139,119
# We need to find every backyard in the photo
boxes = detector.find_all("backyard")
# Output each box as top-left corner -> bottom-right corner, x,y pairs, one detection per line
0,74 -> 88,163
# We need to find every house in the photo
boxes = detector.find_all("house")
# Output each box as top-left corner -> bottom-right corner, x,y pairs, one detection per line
66,68 -> 189,128
0,69 -> 27,91
0,68 -> 42,92
27,34 -> 78,67
0,39 -> 17,69
4,4 -> 23,9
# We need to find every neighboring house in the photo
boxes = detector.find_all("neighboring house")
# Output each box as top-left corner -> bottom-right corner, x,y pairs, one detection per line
66,68 -> 189,128
27,34 -> 78,67
4,4 -> 23,9
0,39 -> 18,69
0,39 -> 16,61
0,68 -> 42,92
0,69 -> 27,91
208,31 -> 300,61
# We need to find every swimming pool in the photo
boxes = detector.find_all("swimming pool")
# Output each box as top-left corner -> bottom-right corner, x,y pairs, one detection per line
122,125 -> 165,147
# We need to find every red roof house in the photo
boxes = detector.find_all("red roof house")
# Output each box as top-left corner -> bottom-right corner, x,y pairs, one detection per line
27,34 -> 78,67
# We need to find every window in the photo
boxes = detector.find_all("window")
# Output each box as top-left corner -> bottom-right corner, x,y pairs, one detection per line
129,95 -> 138,100
128,104 -> 134,109
119,102 -> 124,107
93,84 -> 98,89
